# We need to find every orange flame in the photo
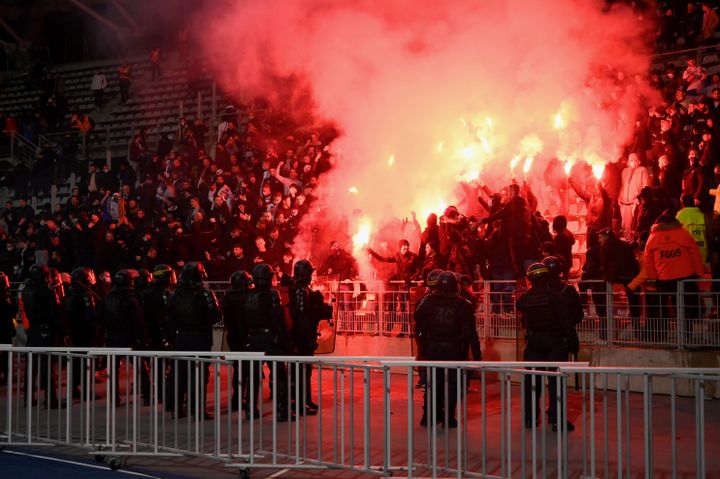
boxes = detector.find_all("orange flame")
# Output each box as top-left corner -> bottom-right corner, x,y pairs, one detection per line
352,218 -> 372,252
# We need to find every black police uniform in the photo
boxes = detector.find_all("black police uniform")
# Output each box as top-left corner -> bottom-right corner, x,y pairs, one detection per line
103,277 -> 145,403
142,265 -> 176,411
65,280 -> 101,396
0,280 -> 18,383
221,271 -> 252,413
414,276 -> 480,426
288,268 -> 331,412
516,281 -> 574,427
23,268 -> 63,406
239,272 -> 292,420
167,269 -> 221,418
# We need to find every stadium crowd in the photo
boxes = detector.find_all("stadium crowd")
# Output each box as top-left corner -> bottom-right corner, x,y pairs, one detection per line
0,3 -> 717,302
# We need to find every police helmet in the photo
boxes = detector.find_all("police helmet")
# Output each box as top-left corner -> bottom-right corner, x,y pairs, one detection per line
293,259 -> 314,282
71,267 -> 97,286
27,264 -> 50,285
252,263 -> 275,287
425,269 -> 443,289
230,270 -> 253,291
526,263 -> 550,284
179,262 -> 207,286
434,271 -> 460,297
541,256 -> 563,278
152,264 -> 176,285
136,268 -> 152,290
113,269 -> 137,290
0,271 -> 9,291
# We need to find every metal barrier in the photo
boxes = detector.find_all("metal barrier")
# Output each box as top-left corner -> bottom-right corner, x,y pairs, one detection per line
2,347 -> 718,477
204,279 -> 720,349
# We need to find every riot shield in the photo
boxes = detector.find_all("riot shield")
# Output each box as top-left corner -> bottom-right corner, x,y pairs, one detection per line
314,280 -> 338,354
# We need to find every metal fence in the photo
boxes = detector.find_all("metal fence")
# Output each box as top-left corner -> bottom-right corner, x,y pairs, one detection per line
205,278 -> 720,350
1,347 -> 718,478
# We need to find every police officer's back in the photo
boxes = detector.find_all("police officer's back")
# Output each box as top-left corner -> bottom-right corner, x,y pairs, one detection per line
222,270 -> 253,352
240,263 -> 292,420
142,265 -> 176,350
288,260 -> 332,413
414,272 -> 480,361
542,256 -> 582,355
221,270 -> 253,412
65,267 -> 100,348
240,263 -> 290,354
22,265 -> 63,407
289,260 -> 331,355
167,262 -> 220,351
414,271 -> 480,427
23,265 -> 62,347
516,263 -> 575,431
103,269 -> 145,349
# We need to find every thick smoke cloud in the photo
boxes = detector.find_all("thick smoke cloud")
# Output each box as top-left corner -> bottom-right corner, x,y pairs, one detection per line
198,0 -> 656,266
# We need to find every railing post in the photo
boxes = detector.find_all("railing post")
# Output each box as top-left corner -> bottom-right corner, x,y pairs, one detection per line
378,281 -> 385,335
106,149 -> 112,170
677,281 -> 685,350
31,195 -> 37,211
606,282 -> 614,344
197,91 -> 202,121
483,280 -> 491,340
69,173 -> 76,190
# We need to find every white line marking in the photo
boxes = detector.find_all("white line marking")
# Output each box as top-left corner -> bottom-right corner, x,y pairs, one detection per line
266,468 -> 291,478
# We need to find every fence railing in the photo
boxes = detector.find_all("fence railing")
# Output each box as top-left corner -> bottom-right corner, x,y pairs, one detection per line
9,131 -> 38,166
205,278 -> 720,350
1,347 -> 717,477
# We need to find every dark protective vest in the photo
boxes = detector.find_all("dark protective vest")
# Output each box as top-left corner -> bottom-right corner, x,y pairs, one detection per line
22,283 -> 59,345
221,289 -> 249,351
289,283 -> 318,351
517,285 -> 563,334
415,294 -> 474,360
239,287 -> 289,352
103,288 -> 144,347
65,284 -> 98,345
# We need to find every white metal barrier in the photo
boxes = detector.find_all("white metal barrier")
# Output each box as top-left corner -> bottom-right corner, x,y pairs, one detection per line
207,279 -> 720,349
1,347 -> 718,477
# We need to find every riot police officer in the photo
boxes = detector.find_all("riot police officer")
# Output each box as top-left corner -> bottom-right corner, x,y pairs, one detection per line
516,263 -> 576,432
0,271 -> 18,384
167,262 -> 221,419
143,264 -> 177,411
414,271 -> 481,427
65,267 -> 101,398
143,265 -> 177,350
542,255 -> 582,357
239,263 -> 292,421
22,265 -> 63,408
289,259 -> 332,415
103,269 -> 145,405
221,270 -> 253,413
413,268 -> 443,389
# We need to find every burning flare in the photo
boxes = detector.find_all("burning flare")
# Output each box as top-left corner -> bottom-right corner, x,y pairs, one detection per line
352,218 -> 373,253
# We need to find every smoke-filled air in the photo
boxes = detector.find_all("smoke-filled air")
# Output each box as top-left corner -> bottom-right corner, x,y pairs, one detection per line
198,0 -> 657,274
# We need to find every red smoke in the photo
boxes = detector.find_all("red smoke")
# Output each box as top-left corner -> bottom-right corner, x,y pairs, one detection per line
199,0 -> 657,272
